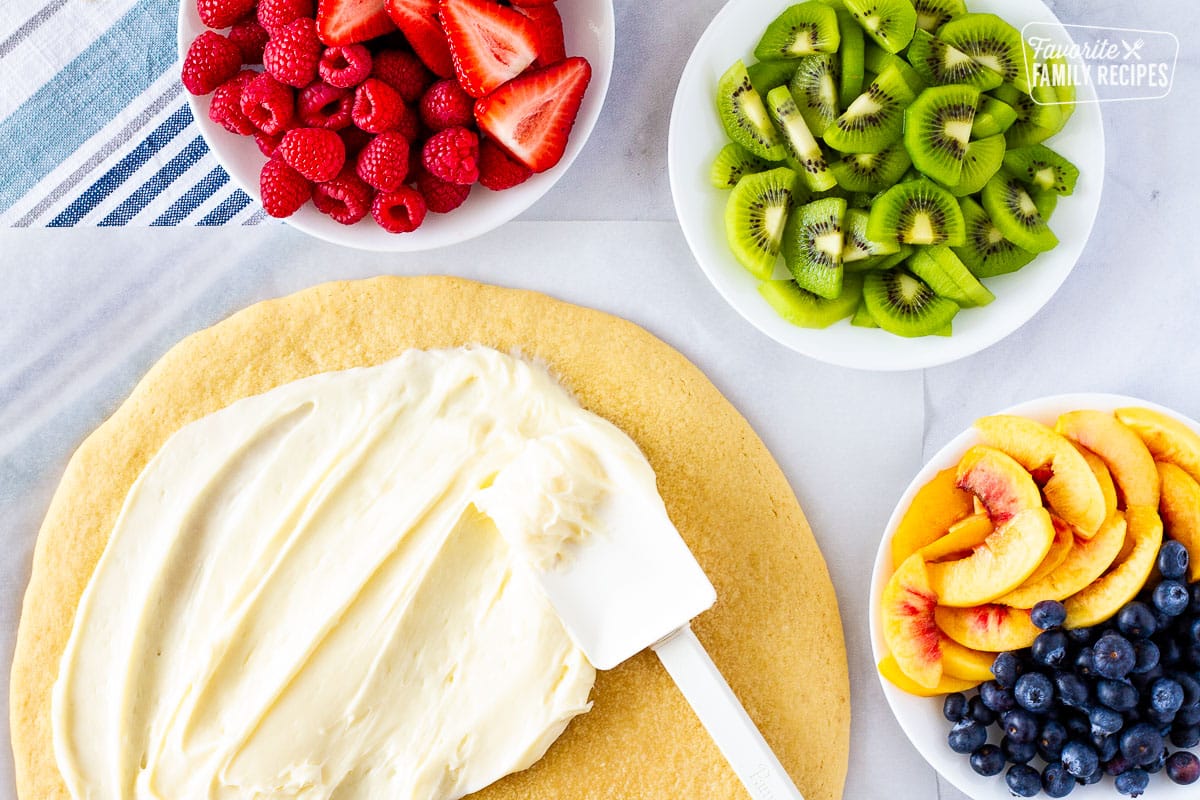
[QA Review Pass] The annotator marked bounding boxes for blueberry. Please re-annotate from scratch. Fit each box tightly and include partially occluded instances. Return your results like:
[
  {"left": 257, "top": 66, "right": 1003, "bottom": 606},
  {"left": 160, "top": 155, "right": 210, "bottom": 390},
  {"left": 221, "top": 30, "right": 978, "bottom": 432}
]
[
  {"left": 1056, "top": 672, "right": 1090, "bottom": 708},
  {"left": 1166, "top": 750, "right": 1200, "bottom": 785},
  {"left": 1172, "top": 722, "right": 1200, "bottom": 748},
  {"left": 1180, "top": 704, "right": 1200, "bottom": 725},
  {"left": 947, "top": 718, "right": 987, "bottom": 754},
  {"left": 1042, "top": 762, "right": 1075, "bottom": 797},
  {"left": 1150, "top": 677, "right": 1186, "bottom": 714},
  {"left": 1154, "top": 580, "right": 1190, "bottom": 616},
  {"left": 1175, "top": 671, "right": 1200, "bottom": 706},
  {"left": 1190, "top": 617, "right": 1200, "bottom": 646},
  {"left": 1006, "top": 763, "right": 1042, "bottom": 797},
  {"left": 1094, "top": 633, "right": 1137, "bottom": 679},
  {"left": 991, "top": 650, "right": 1022, "bottom": 689},
  {"left": 1145, "top": 747, "right": 1168, "bottom": 774},
  {"left": 1114, "top": 768, "right": 1150, "bottom": 796},
  {"left": 1089, "top": 705, "right": 1125, "bottom": 736},
  {"left": 943, "top": 691, "right": 968, "bottom": 722},
  {"left": 980, "top": 680, "right": 1016, "bottom": 713},
  {"left": 964, "top": 695, "right": 994, "bottom": 726},
  {"left": 1062, "top": 740, "right": 1099, "bottom": 778},
  {"left": 1093, "top": 732, "right": 1120, "bottom": 762},
  {"left": 1014, "top": 671, "right": 1054, "bottom": 714},
  {"left": 1067, "top": 625, "right": 1097, "bottom": 646},
  {"left": 1119, "top": 722, "right": 1165, "bottom": 766},
  {"left": 1097, "top": 679, "right": 1140, "bottom": 712},
  {"left": 1003, "top": 709, "right": 1040, "bottom": 744},
  {"left": 1031, "top": 600, "right": 1067, "bottom": 630},
  {"left": 1032, "top": 630, "right": 1069, "bottom": 669},
  {"left": 1132, "top": 640, "right": 1160, "bottom": 674},
  {"left": 1074, "top": 646, "right": 1098, "bottom": 679},
  {"left": 1038, "top": 720, "right": 1068, "bottom": 759},
  {"left": 1002, "top": 735, "right": 1038, "bottom": 764},
  {"left": 1117, "top": 601, "right": 1158, "bottom": 639},
  {"left": 1146, "top": 707, "right": 1177, "bottom": 727},
  {"left": 1105, "top": 753, "right": 1134, "bottom": 776},
  {"left": 1160, "top": 637, "right": 1184, "bottom": 668},
  {"left": 970, "top": 743, "right": 1005, "bottom": 777},
  {"left": 1131, "top": 663, "right": 1165, "bottom": 692},
  {"left": 1158, "top": 540, "right": 1190, "bottom": 580}
]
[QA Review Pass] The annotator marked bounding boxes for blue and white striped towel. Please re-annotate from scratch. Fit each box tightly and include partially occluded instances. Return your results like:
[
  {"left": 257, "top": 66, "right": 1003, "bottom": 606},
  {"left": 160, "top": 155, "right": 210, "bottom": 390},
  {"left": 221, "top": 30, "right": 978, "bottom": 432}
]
[{"left": 0, "top": 0, "right": 270, "bottom": 226}]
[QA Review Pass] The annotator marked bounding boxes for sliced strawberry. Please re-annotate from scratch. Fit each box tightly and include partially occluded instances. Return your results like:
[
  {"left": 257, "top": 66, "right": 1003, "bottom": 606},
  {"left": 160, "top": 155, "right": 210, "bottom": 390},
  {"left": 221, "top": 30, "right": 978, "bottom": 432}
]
[
  {"left": 384, "top": 0, "right": 455, "bottom": 78},
  {"left": 474, "top": 56, "right": 590, "bottom": 173},
  {"left": 439, "top": 0, "right": 539, "bottom": 98},
  {"left": 516, "top": 4, "right": 564, "bottom": 66},
  {"left": 317, "top": 0, "right": 396, "bottom": 45}
]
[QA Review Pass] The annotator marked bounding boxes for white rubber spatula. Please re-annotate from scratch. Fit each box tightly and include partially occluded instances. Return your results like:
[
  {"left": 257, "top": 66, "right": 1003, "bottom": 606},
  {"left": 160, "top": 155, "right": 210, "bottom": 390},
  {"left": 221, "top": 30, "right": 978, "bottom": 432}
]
[{"left": 509, "top": 453, "right": 805, "bottom": 800}]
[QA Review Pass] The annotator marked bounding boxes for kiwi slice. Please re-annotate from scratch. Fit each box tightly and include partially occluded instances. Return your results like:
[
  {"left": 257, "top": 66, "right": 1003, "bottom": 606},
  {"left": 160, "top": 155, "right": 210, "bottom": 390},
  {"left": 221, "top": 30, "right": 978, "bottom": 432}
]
[
  {"left": 903, "top": 84, "right": 979, "bottom": 187},
  {"left": 947, "top": 134, "right": 1005, "bottom": 197},
  {"left": 765, "top": 85, "right": 838, "bottom": 192},
  {"left": 912, "top": 0, "right": 965, "bottom": 32},
  {"left": 842, "top": 207, "right": 900, "bottom": 269},
  {"left": 830, "top": 142, "right": 911, "bottom": 192},
  {"left": 1002, "top": 144, "right": 1079, "bottom": 195},
  {"left": 711, "top": 143, "right": 771, "bottom": 189},
  {"left": 755, "top": 2, "right": 841, "bottom": 60},
  {"left": 952, "top": 196, "right": 1035, "bottom": 277},
  {"left": 971, "top": 96, "right": 1018, "bottom": 138},
  {"left": 725, "top": 167, "right": 799, "bottom": 278},
  {"left": 864, "top": 46, "right": 927, "bottom": 94},
  {"left": 905, "top": 29, "right": 1003, "bottom": 90},
  {"left": 783, "top": 197, "right": 846, "bottom": 298},
  {"left": 863, "top": 269, "right": 959, "bottom": 337},
  {"left": 789, "top": 55, "right": 841, "bottom": 137},
  {"left": 748, "top": 60, "right": 799, "bottom": 96},
  {"left": 867, "top": 179, "right": 965, "bottom": 246},
  {"left": 937, "top": 13, "right": 1031, "bottom": 91},
  {"left": 990, "top": 83, "right": 1063, "bottom": 148},
  {"left": 908, "top": 245, "right": 995, "bottom": 307},
  {"left": 980, "top": 171, "right": 1058, "bottom": 253},
  {"left": 874, "top": 243, "right": 913, "bottom": 270},
  {"left": 835, "top": 10, "right": 866, "bottom": 107},
  {"left": 759, "top": 272, "right": 864, "bottom": 328},
  {"left": 824, "top": 64, "right": 914, "bottom": 153},
  {"left": 718, "top": 61, "right": 787, "bottom": 161},
  {"left": 850, "top": 298, "right": 879, "bottom": 327},
  {"left": 1032, "top": 187, "right": 1057, "bottom": 220},
  {"left": 1046, "top": 56, "right": 1076, "bottom": 123},
  {"left": 844, "top": 0, "right": 916, "bottom": 54}
]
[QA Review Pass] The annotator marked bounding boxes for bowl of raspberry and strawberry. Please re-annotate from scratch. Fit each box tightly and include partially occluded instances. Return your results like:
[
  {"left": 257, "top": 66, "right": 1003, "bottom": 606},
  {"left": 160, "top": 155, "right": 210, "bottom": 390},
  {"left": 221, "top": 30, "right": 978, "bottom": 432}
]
[{"left": 179, "top": 0, "right": 612, "bottom": 249}]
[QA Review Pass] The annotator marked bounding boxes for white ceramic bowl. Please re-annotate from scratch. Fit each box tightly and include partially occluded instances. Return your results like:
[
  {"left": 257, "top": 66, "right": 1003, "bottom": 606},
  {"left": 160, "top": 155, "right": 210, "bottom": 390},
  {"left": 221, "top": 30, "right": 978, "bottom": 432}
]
[
  {"left": 178, "top": 0, "right": 614, "bottom": 250},
  {"left": 869, "top": 393, "right": 1200, "bottom": 799},
  {"left": 668, "top": 0, "right": 1105, "bottom": 371}
]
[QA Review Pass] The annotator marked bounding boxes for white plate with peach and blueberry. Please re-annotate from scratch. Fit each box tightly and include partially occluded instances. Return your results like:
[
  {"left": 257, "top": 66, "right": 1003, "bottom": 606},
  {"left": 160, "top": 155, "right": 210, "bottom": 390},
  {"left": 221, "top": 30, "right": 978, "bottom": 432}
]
[
  {"left": 870, "top": 394, "right": 1200, "bottom": 798},
  {"left": 668, "top": 0, "right": 1104, "bottom": 370},
  {"left": 178, "top": 0, "right": 613, "bottom": 250}
]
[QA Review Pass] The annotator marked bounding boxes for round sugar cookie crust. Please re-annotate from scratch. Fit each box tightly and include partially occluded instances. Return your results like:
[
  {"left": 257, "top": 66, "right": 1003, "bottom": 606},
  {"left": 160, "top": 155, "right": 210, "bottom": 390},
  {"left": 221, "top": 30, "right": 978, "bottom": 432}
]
[{"left": 10, "top": 276, "right": 849, "bottom": 800}]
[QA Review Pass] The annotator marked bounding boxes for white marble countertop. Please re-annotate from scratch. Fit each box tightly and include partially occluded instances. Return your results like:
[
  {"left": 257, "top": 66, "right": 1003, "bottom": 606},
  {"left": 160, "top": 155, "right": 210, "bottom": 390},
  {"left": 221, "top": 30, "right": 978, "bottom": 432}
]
[{"left": 3, "top": 1, "right": 1199, "bottom": 798}]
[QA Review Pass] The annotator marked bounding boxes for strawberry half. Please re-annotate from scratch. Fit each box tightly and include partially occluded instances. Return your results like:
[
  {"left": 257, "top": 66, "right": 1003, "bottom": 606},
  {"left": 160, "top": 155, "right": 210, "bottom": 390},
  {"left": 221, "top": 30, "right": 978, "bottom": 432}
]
[
  {"left": 384, "top": 0, "right": 454, "bottom": 78},
  {"left": 516, "top": 4, "right": 564, "bottom": 67},
  {"left": 317, "top": 0, "right": 396, "bottom": 45},
  {"left": 439, "top": 0, "right": 539, "bottom": 98},
  {"left": 474, "top": 56, "right": 590, "bottom": 173}
]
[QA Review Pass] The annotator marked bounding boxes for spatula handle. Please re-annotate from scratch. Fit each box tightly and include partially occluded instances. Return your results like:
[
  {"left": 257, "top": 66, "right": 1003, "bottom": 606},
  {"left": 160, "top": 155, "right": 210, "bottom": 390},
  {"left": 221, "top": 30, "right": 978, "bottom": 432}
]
[{"left": 652, "top": 625, "right": 805, "bottom": 800}]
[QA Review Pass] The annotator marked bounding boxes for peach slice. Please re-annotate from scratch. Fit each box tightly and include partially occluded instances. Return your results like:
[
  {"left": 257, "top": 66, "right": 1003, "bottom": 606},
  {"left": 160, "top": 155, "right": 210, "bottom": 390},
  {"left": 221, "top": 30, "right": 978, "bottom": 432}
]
[
  {"left": 956, "top": 445, "right": 1044, "bottom": 523},
  {"left": 926, "top": 508, "right": 1055, "bottom": 607},
  {"left": 1157, "top": 461, "right": 1200, "bottom": 582},
  {"left": 997, "top": 511, "right": 1127, "bottom": 608},
  {"left": 1117, "top": 406, "right": 1200, "bottom": 484},
  {"left": 1021, "top": 516, "right": 1075, "bottom": 586},
  {"left": 1064, "top": 505, "right": 1163, "bottom": 628},
  {"left": 941, "top": 637, "right": 998, "bottom": 681},
  {"left": 919, "top": 513, "right": 994, "bottom": 561},
  {"left": 881, "top": 553, "right": 943, "bottom": 688},
  {"left": 1056, "top": 410, "right": 1160, "bottom": 509},
  {"left": 1074, "top": 443, "right": 1119, "bottom": 519},
  {"left": 891, "top": 466, "right": 975, "bottom": 568},
  {"left": 976, "top": 415, "right": 1106, "bottom": 538},
  {"left": 878, "top": 656, "right": 980, "bottom": 697},
  {"left": 935, "top": 603, "right": 1041, "bottom": 652}
]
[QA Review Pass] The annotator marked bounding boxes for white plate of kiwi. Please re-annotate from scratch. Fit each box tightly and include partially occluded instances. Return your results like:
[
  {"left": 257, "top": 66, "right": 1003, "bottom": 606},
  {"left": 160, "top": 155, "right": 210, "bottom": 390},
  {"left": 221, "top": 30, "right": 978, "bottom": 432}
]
[{"left": 668, "top": 0, "right": 1104, "bottom": 371}]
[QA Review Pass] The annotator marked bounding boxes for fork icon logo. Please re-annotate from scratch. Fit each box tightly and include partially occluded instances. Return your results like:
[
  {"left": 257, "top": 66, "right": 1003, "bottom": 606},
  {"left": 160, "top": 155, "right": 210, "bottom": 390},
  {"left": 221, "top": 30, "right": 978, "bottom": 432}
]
[{"left": 1121, "top": 39, "right": 1145, "bottom": 60}]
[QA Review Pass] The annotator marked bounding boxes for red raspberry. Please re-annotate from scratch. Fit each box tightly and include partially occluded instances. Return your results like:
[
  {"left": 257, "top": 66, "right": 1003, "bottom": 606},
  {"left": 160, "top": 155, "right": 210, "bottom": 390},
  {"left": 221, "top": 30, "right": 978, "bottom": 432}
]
[
  {"left": 477, "top": 138, "right": 532, "bottom": 191},
  {"left": 416, "top": 170, "right": 471, "bottom": 213},
  {"left": 197, "top": 0, "right": 255, "bottom": 29},
  {"left": 278, "top": 127, "right": 346, "bottom": 182},
  {"left": 372, "top": 187, "right": 426, "bottom": 233},
  {"left": 371, "top": 50, "right": 433, "bottom": 104},
  {"left": 239, "top": 72, "right": 295, "bottom": 135},
  {"left": 319, "top": 45, "right": 372, "bottom": 88},
  {"left": 394, "top": 100, "right": 421, "bottom": 142},
  {"left": 356, "top": 131, "right": 409, "bottom": 191},
  {"left": 260, "top": 157, "right": 312, "bottom": 217},
  {"left": 421, "top": 126, "right": 479, "bottom": 185},
  {"left": 182, "top": 31, "right": 242, "bottom": 95},
  {"left": 228, "top": 17, "right": 269, "bottom": 64},
  {"left": 297, "top": 81, "right": 353, "bottom": 129},
  {"left": 263, "top": 18, "right": 321, "bottom": 88},
  {"left": 313, "top": 170, "right": 373, "bottom": 225},
  {"left": 418, "top": 79, "right": 473, "bottom": 131},
  {"left": 208, "top": 70, "right": 258, "bottom": 135},
  {"left": 256, "top": 130, "right": 283, "bottom": 157},
  {"left": 352, "top": 78, "right": 406, "bottom": 134},
  {"left": 256, "top": 0, "right": 314, "bottom": 32}
]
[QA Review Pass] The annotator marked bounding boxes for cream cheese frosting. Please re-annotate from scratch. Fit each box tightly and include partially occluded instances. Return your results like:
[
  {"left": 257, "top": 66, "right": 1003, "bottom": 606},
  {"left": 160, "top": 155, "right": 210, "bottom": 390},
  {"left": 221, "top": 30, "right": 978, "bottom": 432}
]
[{"left": 51, "top": 347, "right": 662, "bottom": 800}]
